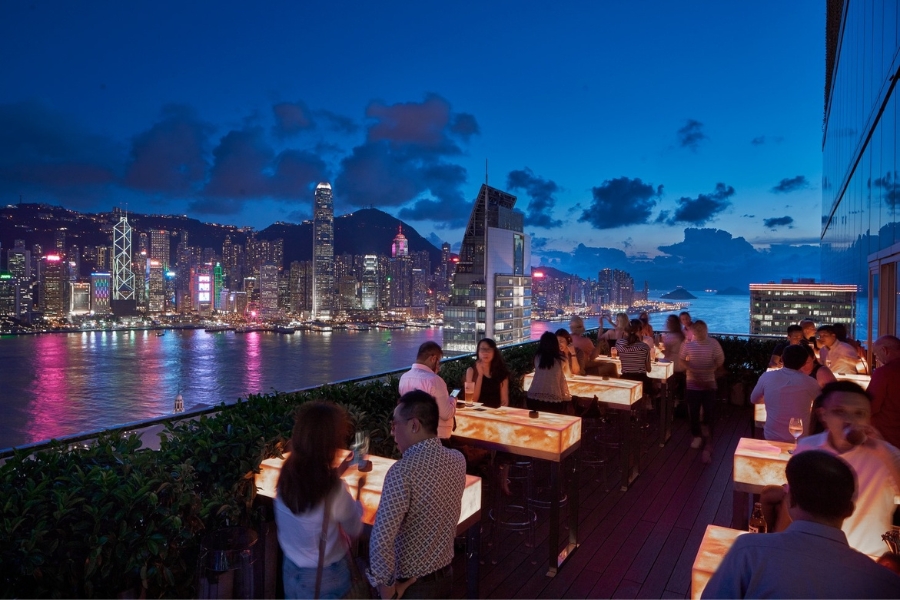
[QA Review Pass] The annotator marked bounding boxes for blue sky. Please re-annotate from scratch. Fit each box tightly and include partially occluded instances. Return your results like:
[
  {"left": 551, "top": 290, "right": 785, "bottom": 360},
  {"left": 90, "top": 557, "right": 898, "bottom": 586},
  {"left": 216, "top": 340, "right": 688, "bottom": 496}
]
[{"left": 0, "top": 1, "right": 825, "bottom": 286}]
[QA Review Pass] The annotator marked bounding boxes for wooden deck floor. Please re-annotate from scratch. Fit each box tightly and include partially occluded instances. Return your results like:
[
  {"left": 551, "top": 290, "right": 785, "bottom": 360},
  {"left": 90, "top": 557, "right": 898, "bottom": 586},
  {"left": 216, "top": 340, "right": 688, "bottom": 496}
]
[{"left": 450, "top": 401, "right": 753, "bottom": 599}]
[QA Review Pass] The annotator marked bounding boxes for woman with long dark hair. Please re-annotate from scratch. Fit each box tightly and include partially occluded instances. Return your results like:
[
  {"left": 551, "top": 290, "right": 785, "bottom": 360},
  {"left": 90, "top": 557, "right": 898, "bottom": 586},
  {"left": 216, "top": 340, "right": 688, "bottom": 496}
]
[
  {"left": 275, "top": 401, "right": 363, "bottom": 599},
  {"left": 465, "top": 337, "right": 510, "bottom": 408},
  {"left": 526, "top": 331, "right": 572, "bottom": 414}
]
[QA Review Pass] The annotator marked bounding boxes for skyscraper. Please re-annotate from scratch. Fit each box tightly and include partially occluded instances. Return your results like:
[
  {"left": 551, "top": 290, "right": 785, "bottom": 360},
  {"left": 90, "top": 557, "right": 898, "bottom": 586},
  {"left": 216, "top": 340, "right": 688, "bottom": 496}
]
[
  {"left": 259, "top": 263, "right": 279, "bottom": 318},
  {"left": 312, "top": 182, "right": 334, "bottom": 318},
  {"left": 112, "top": 215, "right": 135, "bottom": 301},
  {"left": 150, "top": 229, "right": 170, "bottom": 271},
  {"left": 361, "top": 254, "right": 379, "bottom": 311},
  {"left": 40, "top": 254, "right": 65, "bottom": 318},
  {"left": 391, "top": 226, "right": 409, "bottom": 258},
  {"left": 444, "top": 184, "right": 531, "bottom": 352},
  {"left": 749, "top": 280, "right": 857, "bottom": 335}
]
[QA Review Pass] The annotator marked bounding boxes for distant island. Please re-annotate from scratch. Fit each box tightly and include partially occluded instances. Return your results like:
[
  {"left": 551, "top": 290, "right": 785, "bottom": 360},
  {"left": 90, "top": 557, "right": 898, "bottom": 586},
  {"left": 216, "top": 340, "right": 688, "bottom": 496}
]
[
  {"left": 716, "top": 286, "right": 748, "bottom": 296},
  {"left": 660, "top": 287, "right": 697, "bottom": 300}
]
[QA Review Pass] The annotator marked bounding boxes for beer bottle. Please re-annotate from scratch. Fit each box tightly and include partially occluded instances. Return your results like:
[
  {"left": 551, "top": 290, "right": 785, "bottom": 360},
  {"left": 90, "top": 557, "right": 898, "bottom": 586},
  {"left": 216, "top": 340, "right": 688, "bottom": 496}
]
[{"left": 748, "top": 502, "right": 767, "bottom": 533}]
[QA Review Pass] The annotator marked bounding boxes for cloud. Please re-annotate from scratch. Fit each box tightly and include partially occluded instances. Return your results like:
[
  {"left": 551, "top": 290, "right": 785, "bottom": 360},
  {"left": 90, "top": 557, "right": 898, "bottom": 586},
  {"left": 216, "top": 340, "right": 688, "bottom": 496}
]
[
  {"left": 0, "top": 99, "right": 120, "bottom": 206},
  {"left": 578, "top": 177, "right": 663, "bottom": 229},
  {"left": 771, "top": 175, "right": 809, "bottom": 194},
  {"left": 763, "top": 216, "right": 794, "bottom": 229},
  {"left": 272, "top": 101, "right": 315, "bottom": 138},
  {"left": 751, "top": 135, "right": 784, "bottom": 145},
  {"left": 124, "top": 104, "right": 212, "bottom": 194},
  {"left": 193, "top": 127, "right": 327, "bottom": 213},
  {"left": 272, "top": 102, "right": 358, "bottom": 139},
  {"left": 336, "top": 94, "right": 476, "bottom": 226},
  {"left": 677, "top": 119, "right": 707, "bottom": 151},
  {"left": 658, "top": 183, "right": 734, "bottom": 226},
  {"left": 506, "top": 167, "right": 563, "bottom": 228},
  {"left": 872, "top": 171, "right": 900, "bottom": 205},
  {"left": 530, "top": 236, "right": 549, "bottom": 250}
]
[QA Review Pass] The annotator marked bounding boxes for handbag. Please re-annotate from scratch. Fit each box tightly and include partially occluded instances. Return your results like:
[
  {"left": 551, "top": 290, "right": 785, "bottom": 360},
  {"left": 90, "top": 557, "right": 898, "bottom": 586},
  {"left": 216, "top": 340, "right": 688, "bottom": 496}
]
[
  {"left": 314, "top": 496, "right": 330, "bottom": 599},
  {"left": 339, "top": 528, "right": 372, "bottom": 599}
]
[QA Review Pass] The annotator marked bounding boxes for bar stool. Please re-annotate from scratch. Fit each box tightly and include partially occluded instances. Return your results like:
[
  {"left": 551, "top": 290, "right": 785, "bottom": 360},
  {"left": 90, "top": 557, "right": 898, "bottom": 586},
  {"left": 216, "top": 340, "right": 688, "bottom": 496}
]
[
  {"left": 578, "top": 396, "right": 616, "bottom": 489},
  {"left": 488, "top": 457, "right": 537, "bottom": 563}
]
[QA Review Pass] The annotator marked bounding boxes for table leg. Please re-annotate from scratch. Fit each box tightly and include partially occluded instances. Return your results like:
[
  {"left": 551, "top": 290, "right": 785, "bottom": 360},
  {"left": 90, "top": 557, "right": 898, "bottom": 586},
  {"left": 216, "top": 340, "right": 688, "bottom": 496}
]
[
  {"left": 547, "top": 460, "right": 560, "bottom": 576},
  {"left": 732, "top": 490, "right": 749, "bottom": 530},
  {"left": 466, "top": 521, "right": 480, "bottom": 599},
  {"left": 658, "top": 380, "right": 670, "bottom": 447},
  {"left": 566, "top": 451, "right": 580, "bottom": 554},
  {"left": 619, "top": 409, "right": 639, "bottom": 491}
]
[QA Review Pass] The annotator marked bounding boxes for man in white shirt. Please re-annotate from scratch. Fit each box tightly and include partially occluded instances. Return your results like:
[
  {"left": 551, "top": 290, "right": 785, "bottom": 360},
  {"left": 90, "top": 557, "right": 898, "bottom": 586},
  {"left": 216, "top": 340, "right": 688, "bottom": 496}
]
[
  {"left": 398, "top": 341, "right": 454, "bottom": 441},
  {"left": 751, "top": 345, "right": 822, "bottom": 442},
  {"left": 817, "top": 324, "right": 861, "bottom": 374}
]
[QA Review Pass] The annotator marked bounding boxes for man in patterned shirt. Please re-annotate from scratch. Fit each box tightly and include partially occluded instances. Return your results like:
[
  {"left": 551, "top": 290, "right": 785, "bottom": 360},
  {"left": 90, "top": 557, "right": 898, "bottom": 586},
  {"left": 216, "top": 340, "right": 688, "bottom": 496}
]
[{"left": 367, "top": 390, "right": 467, "bottom": 599}]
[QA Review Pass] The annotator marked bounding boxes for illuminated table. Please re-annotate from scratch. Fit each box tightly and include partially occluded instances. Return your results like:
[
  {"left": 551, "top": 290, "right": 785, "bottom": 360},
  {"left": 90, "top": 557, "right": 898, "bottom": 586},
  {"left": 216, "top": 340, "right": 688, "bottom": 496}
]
[
  {"left": 594, "top": 357, "right": 677, "bottom": 446},
  {"left": 691, "top": 525, "right": 746, "bottom": 599},
  {"left": 453, "top": 404, "right": 581, "bottom": 577},
  {"left": 523, "top": 373, "right": 643, "bottom": 492},
  {"left": 753, "top": 403, "right": 766, "bottom": 438},
  {"left": 256, "top": 452, "right": 483, "bottom": 598},
  {"left": 835, "top": 372, "right": 871, "bottom": 389},
  {"left": 731, "top": 437, "right": 792, "bottom": 529}
]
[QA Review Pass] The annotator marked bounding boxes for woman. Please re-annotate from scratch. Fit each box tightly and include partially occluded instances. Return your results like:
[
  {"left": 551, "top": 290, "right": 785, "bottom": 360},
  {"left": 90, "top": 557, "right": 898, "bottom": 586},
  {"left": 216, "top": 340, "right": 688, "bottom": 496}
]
[
  {"left": 640, "top": 320, "right": 657, "bottom": 361},
  {"left": 616, "top": 320, "right": 652, "bottom": 389},
  {"left": 527, "top": 331, "right": 572, "bottom": 415},
  {"left": 601, "top": 312, "right": 630, "bottom": 345},
  {"left": 556, "top": 328, "right": 583, "bottom": 375},
  {"left": 680, "top": 320, "right": 724, "bottom": 463},
  {"left": 275, "top": 402, "right": 364, "bottom": 599},
  {"left": 465, "top": 337, "right": 510, "bottom": 408},
  {"left": 663, "top": 314, "right": 686, "bottom": 404}
]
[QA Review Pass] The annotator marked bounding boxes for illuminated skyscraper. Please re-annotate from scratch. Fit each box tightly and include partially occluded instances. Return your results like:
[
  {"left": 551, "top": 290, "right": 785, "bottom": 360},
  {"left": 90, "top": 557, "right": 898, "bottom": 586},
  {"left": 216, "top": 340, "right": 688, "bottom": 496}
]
[
  {"left": 361, "top": 255, "right": 379, "bottom": 310},
  {"left": 444, "top": 184, "right": 531, "bottom": 352},
  {"left": 40, "top": 255, "right": 65, "bottom": 318},
  {"left": 391, "top": 226, "right": 409, "bottom": 258},
  {"left": 113, "top": 215, "right": 135, "bottom": 300},
  {"left": 147, "top": 259, "right": 165, "bottom": 313},
  {"left": 312, "top": 182, "right": 334, "bottom": 318},
  {"left": 259, "top": 263, "right": 279, "bottom": 318},
  {"left": 213, "top": 263, "right": 224, "bottom": 310},
  {"left": 90, "top": 273, "right": 112, "bottom": 315},
  {"left": 150, "top": 229, "right": 170, "bottom": 271},
  {"left": 7, "top": 240, "right": 32, "bottom": 318}
]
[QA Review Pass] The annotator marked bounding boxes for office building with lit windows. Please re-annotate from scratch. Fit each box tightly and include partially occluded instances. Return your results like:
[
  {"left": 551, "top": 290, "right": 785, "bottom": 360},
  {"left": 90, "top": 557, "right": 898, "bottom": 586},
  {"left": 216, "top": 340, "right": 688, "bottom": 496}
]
[
  {"left": 750, "top": 279, "right": 857, "bottom": 335},
  {"left": 444, "top": 184, "right": 531, "bottom": 353},
  {"left": 312, "top": 182, "right": 335, "bottom": 318},
  {"left": 821, "top": 0, "right": 900, "bottom": 347}
]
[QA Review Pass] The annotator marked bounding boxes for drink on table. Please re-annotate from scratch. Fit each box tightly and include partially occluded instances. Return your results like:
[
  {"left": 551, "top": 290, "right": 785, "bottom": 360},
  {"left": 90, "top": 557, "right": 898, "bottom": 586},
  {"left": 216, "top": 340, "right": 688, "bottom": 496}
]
[{"left": 749, "top": 502, "right": 767, "bottom": 534}]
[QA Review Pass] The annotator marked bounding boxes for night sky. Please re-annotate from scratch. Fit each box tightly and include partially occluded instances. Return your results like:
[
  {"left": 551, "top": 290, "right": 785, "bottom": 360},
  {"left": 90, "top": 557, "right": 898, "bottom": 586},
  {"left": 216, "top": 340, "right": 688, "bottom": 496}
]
[{"left": 0, "top": 1, "right": 825, "bottom": 287}]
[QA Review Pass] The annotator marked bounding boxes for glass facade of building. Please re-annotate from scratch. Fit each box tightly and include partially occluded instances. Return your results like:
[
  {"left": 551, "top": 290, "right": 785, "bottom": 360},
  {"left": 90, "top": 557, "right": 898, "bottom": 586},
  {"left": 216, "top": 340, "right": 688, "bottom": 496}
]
[
  {"left": 749, "top": 281, "right": 856, "bottom": 335},
  {"left": 821, "top": 0, "right": 900, "bottom": 341}
]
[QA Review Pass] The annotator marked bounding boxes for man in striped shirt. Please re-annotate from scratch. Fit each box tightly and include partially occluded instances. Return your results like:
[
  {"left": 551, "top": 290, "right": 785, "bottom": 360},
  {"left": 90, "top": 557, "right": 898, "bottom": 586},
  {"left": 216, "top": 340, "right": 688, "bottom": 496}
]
[{"left": 680, "top": 320, "right": 725, "bottom": 462}]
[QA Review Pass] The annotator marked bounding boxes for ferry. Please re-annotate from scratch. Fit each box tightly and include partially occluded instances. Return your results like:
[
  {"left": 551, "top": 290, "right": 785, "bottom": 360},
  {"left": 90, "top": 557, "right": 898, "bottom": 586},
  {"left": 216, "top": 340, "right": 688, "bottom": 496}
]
[
  {"left": 273, "top": 325, "right": 296, "bottom": 334},
  {"left": 309, "top": 321, "right": 333, "bottom": 332},
  {"left": 204, "top": 325, "right": 233, "bottom": 333}
]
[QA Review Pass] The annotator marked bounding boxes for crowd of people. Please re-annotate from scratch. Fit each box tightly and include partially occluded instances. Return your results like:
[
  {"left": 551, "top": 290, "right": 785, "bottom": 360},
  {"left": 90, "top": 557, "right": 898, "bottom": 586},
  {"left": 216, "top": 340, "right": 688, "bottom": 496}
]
[{"left": 271, "top": 314, "right": 900, "bottom": 598}]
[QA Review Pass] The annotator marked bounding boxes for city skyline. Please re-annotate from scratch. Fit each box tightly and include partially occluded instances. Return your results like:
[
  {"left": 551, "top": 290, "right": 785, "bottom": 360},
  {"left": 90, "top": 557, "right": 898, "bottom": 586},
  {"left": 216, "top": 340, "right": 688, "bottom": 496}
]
[{"left": 0, "top": 2, "right": 824, "bottom": 283}]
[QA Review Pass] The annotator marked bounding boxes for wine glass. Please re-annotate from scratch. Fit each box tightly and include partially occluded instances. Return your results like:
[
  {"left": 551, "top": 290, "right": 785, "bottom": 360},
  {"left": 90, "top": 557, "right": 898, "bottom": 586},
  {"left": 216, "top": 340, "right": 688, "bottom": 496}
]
[{"left": 788, "top": 418, "right": 803, "bottom": 453}]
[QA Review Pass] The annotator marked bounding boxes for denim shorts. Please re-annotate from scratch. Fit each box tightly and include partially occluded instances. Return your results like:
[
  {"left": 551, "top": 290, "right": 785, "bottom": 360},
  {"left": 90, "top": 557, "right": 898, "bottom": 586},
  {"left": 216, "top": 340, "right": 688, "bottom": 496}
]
[{"left": 283, "top": 554, "right": 350, "bottom": 599}]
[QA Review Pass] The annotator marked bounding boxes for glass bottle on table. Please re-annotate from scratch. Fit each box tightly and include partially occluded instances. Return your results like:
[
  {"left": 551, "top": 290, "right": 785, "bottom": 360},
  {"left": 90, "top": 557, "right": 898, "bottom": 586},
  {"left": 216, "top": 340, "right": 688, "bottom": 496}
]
[{"left": 749, "top": 502, "right": 767, "bottom": 533}]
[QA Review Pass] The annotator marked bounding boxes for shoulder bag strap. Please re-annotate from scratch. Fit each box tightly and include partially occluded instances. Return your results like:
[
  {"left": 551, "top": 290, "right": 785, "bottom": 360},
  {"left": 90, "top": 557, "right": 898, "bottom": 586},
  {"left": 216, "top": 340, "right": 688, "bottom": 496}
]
[{"left": 315, "top": 496, "right": 331, "bottom": 599}]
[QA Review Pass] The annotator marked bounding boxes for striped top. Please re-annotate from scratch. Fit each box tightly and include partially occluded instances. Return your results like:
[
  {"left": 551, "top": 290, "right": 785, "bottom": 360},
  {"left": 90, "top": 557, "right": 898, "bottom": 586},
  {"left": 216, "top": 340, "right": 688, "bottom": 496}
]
[
  {"left": 680, "top": 338, "right": 725, "bottom": 390},
  {"left": 615, "top": 339, "right": 651, "bottom": 374}
]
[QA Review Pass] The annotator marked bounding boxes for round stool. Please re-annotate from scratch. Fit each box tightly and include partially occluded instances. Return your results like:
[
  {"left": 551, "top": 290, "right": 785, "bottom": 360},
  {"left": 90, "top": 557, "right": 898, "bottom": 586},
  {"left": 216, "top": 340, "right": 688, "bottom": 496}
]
[{"left": 488, "top": 458, "right": 537, "bottom": 562}]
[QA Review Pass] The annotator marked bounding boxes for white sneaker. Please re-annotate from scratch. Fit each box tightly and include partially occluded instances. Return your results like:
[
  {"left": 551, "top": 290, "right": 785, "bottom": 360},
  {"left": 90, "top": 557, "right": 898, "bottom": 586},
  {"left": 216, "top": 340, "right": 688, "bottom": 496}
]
[{"left": 691, "top": 437, "right": 703, "bottom": 449}]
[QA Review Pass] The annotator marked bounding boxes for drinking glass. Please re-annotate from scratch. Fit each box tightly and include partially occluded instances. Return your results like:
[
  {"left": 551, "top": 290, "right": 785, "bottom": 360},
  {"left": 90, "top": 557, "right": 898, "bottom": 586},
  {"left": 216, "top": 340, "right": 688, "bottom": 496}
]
[
  {"left": 788, "top": 418, "right": 803, "bottom": 453},
  {"left": 464, "top": 381, "right": 475, "bottom": 403},
  {"left": 352, "top": 431, "right": 370, "bottom": 467}
]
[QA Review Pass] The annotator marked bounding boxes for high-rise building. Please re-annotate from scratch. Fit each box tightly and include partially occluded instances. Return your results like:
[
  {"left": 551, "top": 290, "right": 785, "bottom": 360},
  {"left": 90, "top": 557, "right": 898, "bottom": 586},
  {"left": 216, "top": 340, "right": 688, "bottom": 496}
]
[
  {"left": 312, "top": 182, "right": 334, "bottom": 318},
  {"left": 150, "top": 229, "right": 170, "bottom": 271},
  {"left": 289, "top": 260, "right": 312, "bottom": 314},
  {"left": 597, "top": 268, "right": 635, "bottom": 307},
  {"left": 749, "top": 279, "right": 857, "bottom": 335},
  {"left": 69, "top": 282, "right": 91, "bottom": 316},
  {"left": 7, "top": 240, "right": 32, "bottom": 318},
  {"left": 192, "top": 265, "right": 213, "bottom": 315},
  {"left": 259, "top": 263, "right": 279, "bottom": 318},
  {"left": 213, "top": 263, "right": 224, "bottom": 310},
  {"left": 821, "top": 0, "right": 900, "bottom": 345},
  {"left": 90, "top": 273, "right": 112, "bottom": 315},
  {"left": 392, "top": 226, "right": 409, "bottom": 258},
  {"left": 112, "top": 215, "right": 135, "bottom": 301},
  {"left": 0, "top": 273, "right": 18, "bottom": 317},
  {"left": 40, "top": 255, "right": 65, "bottom": 318},
  {"left": 147, "top": 259, "right": 165, "bottom": 313},
  {"left": 361, "top": 254, "right": 379, "bottom": 311},
  {"left": 444, "top": 184, "right": 531, "bottom": 352}
]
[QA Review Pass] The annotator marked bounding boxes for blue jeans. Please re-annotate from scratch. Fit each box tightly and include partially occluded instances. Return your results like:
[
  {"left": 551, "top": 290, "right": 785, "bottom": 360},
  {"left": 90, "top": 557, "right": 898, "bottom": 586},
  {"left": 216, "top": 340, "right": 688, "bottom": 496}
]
[{"left": 283, "top": 555, "right": 350, "bottom": 599}]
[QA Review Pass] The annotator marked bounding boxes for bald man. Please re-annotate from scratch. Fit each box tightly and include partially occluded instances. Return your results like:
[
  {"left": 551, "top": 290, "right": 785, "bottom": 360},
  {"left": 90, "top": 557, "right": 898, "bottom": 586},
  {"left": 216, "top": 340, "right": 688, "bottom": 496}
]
[{"left": 871, "top": 335, "right": 900, "bottom": 448}]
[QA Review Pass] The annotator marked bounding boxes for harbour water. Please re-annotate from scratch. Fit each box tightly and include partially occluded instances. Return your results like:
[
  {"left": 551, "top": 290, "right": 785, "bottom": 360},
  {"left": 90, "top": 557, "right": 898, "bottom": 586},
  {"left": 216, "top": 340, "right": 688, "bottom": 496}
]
[{"left": 0, "top": 291, "right": 752, "bottom": 450}]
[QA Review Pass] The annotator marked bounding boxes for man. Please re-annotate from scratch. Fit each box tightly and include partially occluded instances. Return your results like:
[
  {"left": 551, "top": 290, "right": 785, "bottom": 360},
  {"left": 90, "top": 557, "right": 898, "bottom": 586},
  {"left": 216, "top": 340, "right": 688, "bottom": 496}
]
[
  {"left": 569, "top": 315, "right": 602, "bottom": 374},
  {"left": 751, "top": 345, "right": 821, "bottom": 442},
  {"left": 817, "top": 324, "right": 861, "bottom": 374},
  {"left": 799, "top": 318, "right": 819, "bottom": 352},
  {"left": 702, "top": 450, "right": 900, "bottom": 598},
  {"left": 679, "top": 311, "right": 695, "bottom": 342},
  {"left": 871, "top": 335, "right": 900, "bottom": 448},
  {"left": 399, "top": 341, "right": 454, "bottom": 441},
  {"left": 767, "top": 324, "right": 805, "bottom": 368},
  {"left": 367, "top": 391, "right": 467, "bottom": 599},
  {"left": 680, "top": 320, "right": 724, "bottom": 461}
]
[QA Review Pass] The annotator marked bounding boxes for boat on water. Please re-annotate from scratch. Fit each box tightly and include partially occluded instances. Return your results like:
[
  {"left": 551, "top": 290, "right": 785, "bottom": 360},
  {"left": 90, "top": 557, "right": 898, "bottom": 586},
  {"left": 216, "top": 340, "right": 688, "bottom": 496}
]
[
  {"left": 345, "top": 323, "right": 370, "bottom": 332},
  {"left": 376, "top": 322, "right": 405, "bottom": 330},
  {"left": 309, "top": 321, "right": 333, "bottom": 332},
  {"left": 204, "top": 325, "right": 233, "bottom": 333},
  {"left": 155, "top": 330, "right": 166, "bottom": 337},
  {"left": 273, "top": 325, "right": 296, "bottom": 334}
]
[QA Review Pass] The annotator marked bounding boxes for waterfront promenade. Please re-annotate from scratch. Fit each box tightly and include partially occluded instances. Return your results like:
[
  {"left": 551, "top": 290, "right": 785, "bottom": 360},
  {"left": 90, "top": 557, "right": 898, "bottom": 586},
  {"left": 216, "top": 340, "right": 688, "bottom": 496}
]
[{"left": 449, "top": 402, "right": 751, "bottom": 599}]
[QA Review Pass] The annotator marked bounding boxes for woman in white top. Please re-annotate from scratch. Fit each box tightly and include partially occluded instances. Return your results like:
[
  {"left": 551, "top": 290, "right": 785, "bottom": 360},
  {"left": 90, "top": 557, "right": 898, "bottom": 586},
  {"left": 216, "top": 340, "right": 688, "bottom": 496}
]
[
  {"left": 275, "top": 402, "right": 364, "bottom": 599},
  {"left": 601, "top": 312, "right": 630, "bottom": 345}
]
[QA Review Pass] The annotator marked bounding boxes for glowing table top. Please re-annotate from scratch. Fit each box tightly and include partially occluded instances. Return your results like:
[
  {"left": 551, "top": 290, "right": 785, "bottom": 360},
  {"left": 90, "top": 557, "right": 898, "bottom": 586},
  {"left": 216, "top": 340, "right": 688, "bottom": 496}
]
[
  {"left": 523, "top": 372, "right": 642, "bottom": 408},
  {"left": 732, "top": 437, "right": 793, "bottom": 493},
  {"left": 453, "top": 405, "right": 582, "bottom": 462},
  {"left": 255, "top": 452, "right": 482, "bottom": 530},
  {"left": 691, "top": 525, "right": 746, "bottom": 599},
  {"left": 835, "top": 372, "right": 871, "bottom": 389},
  {"left": 754, "top": 403, "right": 766, "bottom": 427},
  {"left": 593, "top": 356, "right": 675, "bottom": 380}
]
